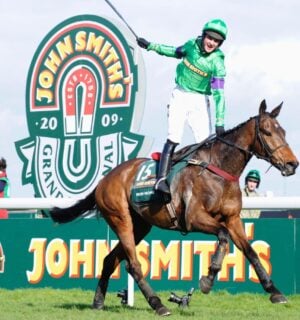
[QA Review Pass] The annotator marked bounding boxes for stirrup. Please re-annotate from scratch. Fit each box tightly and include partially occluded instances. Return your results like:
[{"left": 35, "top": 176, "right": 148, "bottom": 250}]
[{"left": 155, "top": 178, "right": 170, "bottom": 195}]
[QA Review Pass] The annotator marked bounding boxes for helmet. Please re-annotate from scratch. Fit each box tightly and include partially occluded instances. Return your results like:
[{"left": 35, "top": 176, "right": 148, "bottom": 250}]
[
  {"left": 245, "top": 169, "right": 261, "bottom": 187},
  {"left": 202, "top": 19, "right": 228, "bottom": 41}
]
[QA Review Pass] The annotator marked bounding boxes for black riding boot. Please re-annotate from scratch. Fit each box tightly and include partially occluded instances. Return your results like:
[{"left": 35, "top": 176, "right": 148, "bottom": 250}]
[{"left": 154, "top": 140, "right": 178, "bottom": 195}]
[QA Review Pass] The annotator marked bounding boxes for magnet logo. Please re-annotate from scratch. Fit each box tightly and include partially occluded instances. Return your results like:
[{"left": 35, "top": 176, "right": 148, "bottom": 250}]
[{"left": 15, "top": 15, "right": 150, "bottom": 197}]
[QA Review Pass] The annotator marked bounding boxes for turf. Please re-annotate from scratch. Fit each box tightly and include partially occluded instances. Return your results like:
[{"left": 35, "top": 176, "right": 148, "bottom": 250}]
[{"left": 0, "top": 288, "right": 299, "bottom": 320}]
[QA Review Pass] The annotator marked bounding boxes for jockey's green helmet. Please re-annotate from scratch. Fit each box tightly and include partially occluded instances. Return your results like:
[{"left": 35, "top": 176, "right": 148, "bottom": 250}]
[
  {"left": 202, "top": 19, "right": 228, "bottom": 41},
  {"left": 245, "top": 169, "right": 261, "bottom": 187}
]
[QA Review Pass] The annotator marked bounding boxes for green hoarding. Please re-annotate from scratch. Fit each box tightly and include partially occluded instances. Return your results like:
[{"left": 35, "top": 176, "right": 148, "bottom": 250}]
[{"left": 0, "top": 218, "right": 298, "bottom": 294}]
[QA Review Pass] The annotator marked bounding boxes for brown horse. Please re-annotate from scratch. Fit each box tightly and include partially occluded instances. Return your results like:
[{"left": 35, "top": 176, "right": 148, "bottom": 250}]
[{"left": 50, "top": 100, "right": 298, "bottom": 316}]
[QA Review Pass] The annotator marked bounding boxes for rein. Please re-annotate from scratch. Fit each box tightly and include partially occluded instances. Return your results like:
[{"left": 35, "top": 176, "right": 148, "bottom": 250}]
[
  {"left": 179, "top": 115, "right": 288, "bottom": 182},
  {"left": 217, "top": 116, "right": 288, "bottom": 163},
  {"left": 216, "top": 136, "right": 254, "bottom": 158}
]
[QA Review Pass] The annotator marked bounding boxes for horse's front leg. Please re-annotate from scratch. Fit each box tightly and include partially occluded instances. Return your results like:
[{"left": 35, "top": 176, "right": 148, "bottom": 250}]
[
  {"left": 246, "top": 245, "right": 287, "bottom": 303},
  {"left": 200, "top": 226, "right": 230, "bottom": 294},
  {"left": 227, "top": 217, "right": 287, "bottom": 304}
]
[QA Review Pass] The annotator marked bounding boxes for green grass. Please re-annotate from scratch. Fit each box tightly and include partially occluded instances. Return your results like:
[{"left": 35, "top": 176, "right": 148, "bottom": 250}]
[{"left": 0, "top": 288, "right": 299, "bottom": 320}]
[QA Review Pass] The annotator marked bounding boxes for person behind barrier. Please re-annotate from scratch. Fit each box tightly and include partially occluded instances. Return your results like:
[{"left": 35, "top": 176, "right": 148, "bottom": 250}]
[
  {"left": 0, "top": 158, "right": 10, "bottom": 219},
  {"left": 137, "top": 19, "right": 228, "bottom": 195},
  {"left": 240, "top": 169, "right": 261, "bottom": 218}
]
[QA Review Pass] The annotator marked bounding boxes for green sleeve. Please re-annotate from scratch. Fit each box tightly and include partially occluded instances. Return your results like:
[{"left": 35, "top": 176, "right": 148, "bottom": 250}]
[
  {"left": 212, "top": 53, "right": 226, "bottom": 127},
  {"left": 147, "top": 43, "right": 178, "bottom": 57},
  {"left": 212, "top": 89, "right": 225, "bottom": 126}
]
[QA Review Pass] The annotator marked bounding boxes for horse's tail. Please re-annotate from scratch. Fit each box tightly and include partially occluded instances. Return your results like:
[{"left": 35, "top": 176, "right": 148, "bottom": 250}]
[{"left": 49, "top": 188, "right": 96, "bottom": 224}]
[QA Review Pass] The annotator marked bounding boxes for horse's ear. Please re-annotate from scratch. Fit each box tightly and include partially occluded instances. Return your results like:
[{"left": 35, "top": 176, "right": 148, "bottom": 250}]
[
  {"left": 270, "top": 102, "right": 283, "bottom": 118},
  {"left": 259, "top": 99, "right": 267, "bottom": 115}
]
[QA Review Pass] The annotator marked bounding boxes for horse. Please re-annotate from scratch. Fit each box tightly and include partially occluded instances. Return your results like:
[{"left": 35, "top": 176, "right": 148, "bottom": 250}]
[{"left": 50, "top": 100, "right": 298, "bottom": 316}]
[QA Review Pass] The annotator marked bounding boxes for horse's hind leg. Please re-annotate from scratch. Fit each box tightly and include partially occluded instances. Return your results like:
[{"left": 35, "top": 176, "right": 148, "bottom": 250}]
[
  {"left": 94, "top": 212, "right": 170, "bottom": 316},
  {"left": 227, "top": 217, "right": 287, "bottom": 304},
  {"left": 93, "top": 216, "right": 151, "bottom": 310},
  {"left": 126, "top": 260, "right": 171, "bottom": 316},
  {"left": 121, "top": 213, "right": 171, "bottom": 316},
  {"left": 93, "top": 242, "right": 125, "bottom": 310},
  {"left": 200, "top": 226, "right": 230, "bottom": 294}
]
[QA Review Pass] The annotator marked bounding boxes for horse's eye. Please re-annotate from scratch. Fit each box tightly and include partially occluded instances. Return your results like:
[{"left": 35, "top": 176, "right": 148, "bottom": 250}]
[{"left": 261, "top": 128, "right": 272, "bottom": 136}]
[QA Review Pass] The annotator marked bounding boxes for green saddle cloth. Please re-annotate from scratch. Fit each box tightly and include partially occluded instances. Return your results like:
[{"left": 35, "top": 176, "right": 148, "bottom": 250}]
[{"left": 131, "top": 159, "right": 187, "bottom": 204}]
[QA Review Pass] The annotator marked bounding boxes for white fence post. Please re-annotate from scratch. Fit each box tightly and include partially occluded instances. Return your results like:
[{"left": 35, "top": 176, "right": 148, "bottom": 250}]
[{"left": 127, "top": 274, "right": 134, "bottom": 306}]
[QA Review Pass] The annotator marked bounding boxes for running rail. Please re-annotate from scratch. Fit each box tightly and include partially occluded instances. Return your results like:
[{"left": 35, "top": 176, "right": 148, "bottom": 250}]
[{"left": 1, "top": 197, "right": 300, "bottom": 210}]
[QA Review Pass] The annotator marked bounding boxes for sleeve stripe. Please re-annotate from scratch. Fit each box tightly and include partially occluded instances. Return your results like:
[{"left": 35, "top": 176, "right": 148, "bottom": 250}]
[{"left": 211, "top": 77, "right": 224, "bottom": 89}]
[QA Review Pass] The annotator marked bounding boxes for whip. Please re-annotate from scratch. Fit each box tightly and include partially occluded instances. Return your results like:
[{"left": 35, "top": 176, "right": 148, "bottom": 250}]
[{"left": 104, "top": 0, "right": 139, "bottom": 39}]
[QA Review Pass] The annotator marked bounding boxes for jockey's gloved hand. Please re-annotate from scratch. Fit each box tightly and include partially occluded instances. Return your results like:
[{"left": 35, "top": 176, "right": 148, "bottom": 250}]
[
  {"left": 216, "top": 125, "right": 225, "bottom": 136},
  {"left": 137, "top": 37, "right": 150, "bottom": 49}
]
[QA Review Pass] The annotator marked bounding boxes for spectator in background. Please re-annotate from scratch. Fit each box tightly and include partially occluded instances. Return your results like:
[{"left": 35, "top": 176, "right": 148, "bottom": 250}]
[
  {"left": 0, "top": 158, "right": 10, "bottom": 219},
  {"left": 240, "top": 169, "right": 261, "bottom": 218}
]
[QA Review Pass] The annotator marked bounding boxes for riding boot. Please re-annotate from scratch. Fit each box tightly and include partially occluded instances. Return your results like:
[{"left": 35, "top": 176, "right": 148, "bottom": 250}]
[{"left": 154, "top": 140, "right": 178, "bottom": 195}]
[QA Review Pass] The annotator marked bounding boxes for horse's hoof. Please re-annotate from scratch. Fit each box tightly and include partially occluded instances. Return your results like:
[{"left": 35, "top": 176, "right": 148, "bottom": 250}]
[
  {"left": 270, "top": 294, "right": 288, "bottom": 304},
  {"left": 156, "top": 306, "right": 171, "bottom": 316},
  {"left": 200, "top": 276, "right": 212, "bottom": 294},
  {"left": 92, "top": 300, "right": 104, "bottom": 310}
]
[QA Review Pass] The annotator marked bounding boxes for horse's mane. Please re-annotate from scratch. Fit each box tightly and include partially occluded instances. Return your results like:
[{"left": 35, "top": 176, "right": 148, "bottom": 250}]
[
  {"left": 173, "top": 115, "right": 257, "bottom": 163},
  {"left": 222, "top": 115, "right": 256, "bottom": 136}
]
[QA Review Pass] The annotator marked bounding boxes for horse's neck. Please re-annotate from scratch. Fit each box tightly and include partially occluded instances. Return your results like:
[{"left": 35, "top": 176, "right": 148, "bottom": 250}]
[{"left": 214, "top": 122, "right": 255, "bottom": 177}]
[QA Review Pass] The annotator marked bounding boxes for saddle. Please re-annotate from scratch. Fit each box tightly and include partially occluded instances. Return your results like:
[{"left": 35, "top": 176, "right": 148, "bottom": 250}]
[
  {"left": 130, "top": 136, "right": 215, "bottom": 205},
  {"left": 130, "top": 157, "right": 186, "bottom": 204},
  {"left": 130, "top": 156, "right": 187, "bottom": 229}
]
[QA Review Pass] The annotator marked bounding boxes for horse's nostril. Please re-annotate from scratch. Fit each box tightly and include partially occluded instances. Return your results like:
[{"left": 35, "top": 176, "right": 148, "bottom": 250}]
[
  {"left": 289, "top": 161, "right": 299, "bottom": 169},
  {"left": 285, "top": 161, "right": 299, "bottom": 175}
]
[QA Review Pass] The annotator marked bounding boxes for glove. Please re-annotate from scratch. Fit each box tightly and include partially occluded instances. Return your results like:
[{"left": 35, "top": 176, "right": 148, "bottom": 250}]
[
  {"left": 137, "top": 37, "right": 150, "bottom": 49},
  {"left": 216, "top": 125, "right": 225, "bottom": 136}
]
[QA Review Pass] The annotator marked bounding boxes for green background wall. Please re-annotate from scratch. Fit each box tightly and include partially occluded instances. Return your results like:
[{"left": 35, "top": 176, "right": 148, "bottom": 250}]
[{"left": 0, "top": 218, "right": 298, "bottom": 295}]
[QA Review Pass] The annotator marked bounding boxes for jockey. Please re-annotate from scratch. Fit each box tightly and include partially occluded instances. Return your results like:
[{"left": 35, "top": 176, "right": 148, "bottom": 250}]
[{"left": 137, "top": 19, "right": 228, "bottom": 195}]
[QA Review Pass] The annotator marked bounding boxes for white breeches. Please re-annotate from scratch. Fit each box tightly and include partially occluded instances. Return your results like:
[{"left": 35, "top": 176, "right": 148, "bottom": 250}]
[{"left": 167, "top": 86, "right": 212, "bottom": 144}]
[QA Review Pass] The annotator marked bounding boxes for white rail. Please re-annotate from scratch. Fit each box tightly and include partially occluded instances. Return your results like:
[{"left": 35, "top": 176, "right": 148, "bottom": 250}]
[
  {"left": 0, "top": 198, "right": 77, "bottom": 210},
  {"left": 242, "top": 196, "right": 300, "bottom": 209},
  {"left": 0, "top": 197, "right": 300, "bottom": 210}
]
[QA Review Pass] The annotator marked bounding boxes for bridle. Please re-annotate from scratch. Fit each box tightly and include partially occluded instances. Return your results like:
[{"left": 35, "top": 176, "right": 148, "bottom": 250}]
[
  {"left": 216, "top": 116, "right": 288, "bottom": 163},
  {"left": 254, "top": 117, "right": 288, "bottom": 161},
  {"left": 176, "top": 114, "right": 290, "bottom": 181}
]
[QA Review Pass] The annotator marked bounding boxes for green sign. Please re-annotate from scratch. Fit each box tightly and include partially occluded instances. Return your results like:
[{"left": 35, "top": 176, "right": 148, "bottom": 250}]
[
  {"left": 15, "top": 15, "right": 150, "bottom": 198},
  {"left": 0, "top": 219, "right": 298, "bottom": 294}
]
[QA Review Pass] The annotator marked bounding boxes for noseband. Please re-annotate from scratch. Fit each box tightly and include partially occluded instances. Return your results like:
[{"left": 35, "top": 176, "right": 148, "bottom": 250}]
[{"left": 217, "top": 116, "right": 288, "bottom": 162}]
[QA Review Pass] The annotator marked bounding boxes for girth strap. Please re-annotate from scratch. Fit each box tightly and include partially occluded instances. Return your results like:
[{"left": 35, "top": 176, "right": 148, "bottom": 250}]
[
  {"left": 165, "top": 200, "right": 179, "bottom": 229},
  {"left": 188, "top": 159, "right": 239, "bottom": 182}
]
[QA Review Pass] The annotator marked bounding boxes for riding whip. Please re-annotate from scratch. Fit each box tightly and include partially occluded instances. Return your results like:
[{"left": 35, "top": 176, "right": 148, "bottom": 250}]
[{"left": 104, "top": 0, "right": 138, "bottom": 39}]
